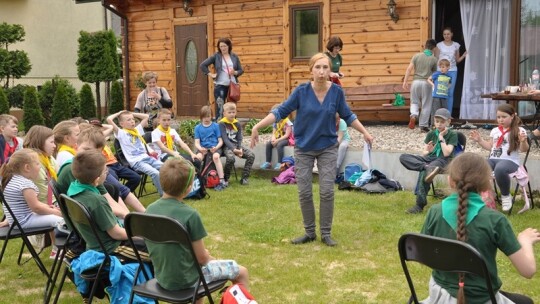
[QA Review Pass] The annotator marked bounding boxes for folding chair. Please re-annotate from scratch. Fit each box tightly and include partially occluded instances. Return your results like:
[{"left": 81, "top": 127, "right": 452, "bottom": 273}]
[
  {"left": 398, "top": 233, "right": 497, "bottom": 304},
  {"left": 493, "top": 135, "right": 534, "bottom": 215},
  {"left": 0, "top": 190, "right": 53, "bottom": 280},
  {"left": 59, "top": 194, "right": 112, "bottom": 304},
  {"left": 113, "top": 138, "right": 156, "bottom": 198},
  {"left": 430, "top": 131, "right": 467, "bottom": 197},
  {"left": 124, "top": 212, "right": 227, "bottom": 304}
]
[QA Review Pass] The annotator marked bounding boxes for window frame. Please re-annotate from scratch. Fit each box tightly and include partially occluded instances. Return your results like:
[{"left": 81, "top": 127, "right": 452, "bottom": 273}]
[{"left": 289, "top": 3, "right": 322, "bottom": 63}]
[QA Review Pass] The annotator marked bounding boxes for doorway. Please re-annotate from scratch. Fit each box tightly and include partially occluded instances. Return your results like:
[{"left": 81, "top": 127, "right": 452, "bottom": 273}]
[
  {"left": 174, "top": 24, "right": 208, "bottom": 117},
  {"left": 434, "top": 0, "right": 465, "bottom": 118}
]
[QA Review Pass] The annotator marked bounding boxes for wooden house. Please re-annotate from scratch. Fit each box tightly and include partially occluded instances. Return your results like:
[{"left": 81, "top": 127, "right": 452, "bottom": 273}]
[{"left": 94, "top": 0, "right": 537, "bottom": 122}]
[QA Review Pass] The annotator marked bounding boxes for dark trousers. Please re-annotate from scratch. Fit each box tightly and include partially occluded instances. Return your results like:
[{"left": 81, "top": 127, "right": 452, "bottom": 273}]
[
  {"left": 107, "top": 162, "right": 141, "bottom": 193},
  {"left": 265, "top": 140, "right": 289, "bottom": 164},
  {"left": 223, "top": 146, "right": 255, "bottom": 180}
]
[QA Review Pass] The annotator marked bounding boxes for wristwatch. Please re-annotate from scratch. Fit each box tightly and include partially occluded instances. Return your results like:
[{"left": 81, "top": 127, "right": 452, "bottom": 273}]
[{"left": 439, "top": 138, "right": 446, "bottom": 144}]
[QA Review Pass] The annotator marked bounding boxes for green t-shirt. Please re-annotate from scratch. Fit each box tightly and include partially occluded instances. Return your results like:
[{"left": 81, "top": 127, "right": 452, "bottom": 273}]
[
  {"left": 325, "top": 52, "right": 342, "bottom": 73},
  {"left": 145, "top": 198, "right": 208, "bottom": 290},
  {"left": 412, "top": 52, "right": 438, "bottom": 81},
  {"left": 424, "top": 128, "right": 458, "bottom": 158},
  {"left": 421, "top": 196, "right": 521, "bottom": 303},
  {"left": 56, "top": 162, "right": 107, "bottom": 196},
  {"left": 71, "top": 189, "right": 121, "bottom": 253}
]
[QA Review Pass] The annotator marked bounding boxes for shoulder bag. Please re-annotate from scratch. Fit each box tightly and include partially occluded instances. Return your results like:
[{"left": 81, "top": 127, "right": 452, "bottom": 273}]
[{"left": 225, "top": 59, "right": 240, "bottom": 102}]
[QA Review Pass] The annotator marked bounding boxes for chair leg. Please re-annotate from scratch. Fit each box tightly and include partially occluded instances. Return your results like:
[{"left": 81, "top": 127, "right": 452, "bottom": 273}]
[
  {"left": 44, "top": 249, "right": 67, "bottom": 304},
  {"left": 53, "top": 267, "right": 69, "bottom": 304},
  {"left": 527, "top": 182, "right": 534, "bottom": 209},
  {"left": 0, "top": 238, "right": 10, "bottom": 264},
  {"left": 19, "top": 236, "right": 50, "bottom": 278}
]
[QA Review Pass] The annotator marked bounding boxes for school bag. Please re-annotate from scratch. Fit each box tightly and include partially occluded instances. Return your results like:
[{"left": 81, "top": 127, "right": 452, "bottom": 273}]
[
  {"left": 344, "top": 163, "right": 363, "bottom": 183},
  {"left": 185, "top": 176, "right": 209, "bottom": 200},
  {"left": 220, "top": 284, "right": 258, "bottom": 304},
  {"left": 200, "top": 153, "right": 220, "bottom": 189}
]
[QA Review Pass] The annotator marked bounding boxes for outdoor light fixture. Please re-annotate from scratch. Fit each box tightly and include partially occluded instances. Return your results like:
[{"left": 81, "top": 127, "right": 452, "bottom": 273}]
[
  {"left": 387, "top": 0, "right": 399, "bottom": 23},
  {"left": 183, "top": 0, "right": 193, "bottom": 16}
]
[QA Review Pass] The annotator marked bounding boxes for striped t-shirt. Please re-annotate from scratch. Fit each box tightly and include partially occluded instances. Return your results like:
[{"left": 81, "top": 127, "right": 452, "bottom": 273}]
[{"left": 2, "top": 174, "right": 39, "bottom": 226}]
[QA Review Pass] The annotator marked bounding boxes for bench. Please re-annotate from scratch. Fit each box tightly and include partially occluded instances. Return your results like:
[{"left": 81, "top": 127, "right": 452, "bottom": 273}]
[{"left": 344, "top": 84, "right": 410, "bottom": 123}]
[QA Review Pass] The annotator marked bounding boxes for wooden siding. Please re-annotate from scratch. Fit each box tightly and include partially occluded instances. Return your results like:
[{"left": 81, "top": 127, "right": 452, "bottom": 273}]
[{"left": 109, "top": 0, "right": 427, "bottom": 120}]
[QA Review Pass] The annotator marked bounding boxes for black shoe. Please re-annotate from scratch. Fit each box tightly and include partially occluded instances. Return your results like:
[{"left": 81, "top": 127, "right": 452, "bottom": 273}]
[
  {"left": 421, "top": 127, "right": 430, "bottom": 133},
  {"left": 291, "top": 234, "right": 316, "bottom": 245},
  {"left": 406, "top": 205, "right": 424, "bottom": 214},
  {"left": 424, "top": 166, "right": 441, "bottom": 184},
  {"left": 321, "top": 235, "right": 337, "bottom": 247}
]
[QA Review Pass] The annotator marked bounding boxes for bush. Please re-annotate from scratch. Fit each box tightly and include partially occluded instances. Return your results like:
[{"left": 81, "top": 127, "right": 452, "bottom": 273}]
[
  {"left": 51, "top": 84, "right": 71, "bottom": 126},
  {"left": 109, "top": 80, "right": 124, "bottom": 114},
  {"left": 79, "top": 83, "right": 96, "bottom": 119},
  {"left": 0, "top": 87, "right": 9, "bottom": 114},
  {"left": 22, "top": 86, "right": 44, "bottom": 132},
  {"left": 178, "top": 119, "right": 199, "bottom": 148},
  {"left": 5, "top": 84, "right": 28, "bottom": 108},
  {"left": 38, "top": 77, "right": 78, "bottom": 127},
  {"left": 244, "top": 118, "right": 273, "bottom": 135}
]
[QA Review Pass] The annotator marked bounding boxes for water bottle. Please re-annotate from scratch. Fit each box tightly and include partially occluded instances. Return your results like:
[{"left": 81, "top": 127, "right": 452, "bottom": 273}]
[{"left": 532, "top": 67, "right": 539, "bottom": 89}]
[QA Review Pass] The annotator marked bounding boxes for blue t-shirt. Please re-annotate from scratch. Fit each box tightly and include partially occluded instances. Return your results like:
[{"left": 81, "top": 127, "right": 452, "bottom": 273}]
[
  {"left": 431, "top": 71, "right": 453, "bottom": 98},
  {"left": 194, "top": 122, "right": 221, "bottom": 148}
]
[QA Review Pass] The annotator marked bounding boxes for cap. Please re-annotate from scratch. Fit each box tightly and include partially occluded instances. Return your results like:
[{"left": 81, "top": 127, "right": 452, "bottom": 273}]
[
  {"left": 434, "top": 108, "right": 452, "bottom": 120},
  {"left": 89, "top": 118, "right": 103, "bottom": 127}
]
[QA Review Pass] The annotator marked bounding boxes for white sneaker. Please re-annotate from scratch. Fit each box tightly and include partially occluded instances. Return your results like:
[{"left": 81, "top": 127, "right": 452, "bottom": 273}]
[{"left": 501, "top": 195, "right": 513, "bottom": 212}]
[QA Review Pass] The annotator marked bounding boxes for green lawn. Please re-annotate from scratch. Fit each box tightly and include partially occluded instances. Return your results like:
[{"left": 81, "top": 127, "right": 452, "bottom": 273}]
[{"left": 1, "top": 174, "right": 539, "bottom": 303}]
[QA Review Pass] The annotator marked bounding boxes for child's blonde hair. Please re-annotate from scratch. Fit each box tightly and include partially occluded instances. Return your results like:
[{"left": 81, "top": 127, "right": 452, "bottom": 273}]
[
  {"left": 0, "top": 148, "right": 38, "bottom": 191},
  {"left": 157, "top": 108, "right": 173, "bottom": 119},
  {"left": 53, "top": 120, "right": 78, "bottom": 146},
  {"left": 223, "top": 102, "right": 236, "bottom": 112},
  {"left": 72, "top": 150, "right": 106, "bottom": 184},
  {"left": 118, "top": 111, "right": 134, "bottom": 123},
  {"left": 200, "top": 106, "right": 212, "bottom": 120},
  {"left": 23, "top": 125, "right": 54, "bottom": 154},
  {"left": 160, "top": 157, "right": 195, "bottom": 197},
  {"left": 0, "top": 114, "right": 18, "bottom": 128},
  {"left": 445, "top": 152, "right": 492, "bottom": 303},
  {"left": 438, "top": 59, "right": 451, "bottom": 68},
  {"left": 77, "top": 128, "right": 105, "bottom": 149}
]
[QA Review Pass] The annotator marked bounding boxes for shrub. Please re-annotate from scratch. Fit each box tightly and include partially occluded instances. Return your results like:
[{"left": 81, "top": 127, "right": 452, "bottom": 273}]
[
  {"left": 51, "top": 84, "right": 71, "bottom": 126},
  {"left": 5, "top": 84, "right": 28, "bottom": 108},
  {"left": 22, "top": 86, "right": 44, "bottom": 132},
  {"left": 78, "top": 83, "right": 96, "bottom": 119},
  {"left": 244, "top": 118, "right": 273, "bottom": 135},
  {"left": 109, "top": 80, "right": 124, "bottom": 114},
  {"left": 178, "top": 119, "right": 199, "bottom": 148},
  {"left": 0, "top": 87, "right": 9, "bottom": 114},
  {"left": 38, "top": 77, "right": 78, "bottom": 127}
]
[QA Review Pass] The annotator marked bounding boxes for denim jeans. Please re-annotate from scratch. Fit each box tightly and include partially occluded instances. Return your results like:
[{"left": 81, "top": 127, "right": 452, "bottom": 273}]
[
  {"left": 214, "top": 85, "right": 229, "bottom": 120},
  {"left": 132, "top": 157, "right": 163, "bottom": 196},
  {"left": 108, "top": 162, "right": 141, "bottom": 193}
]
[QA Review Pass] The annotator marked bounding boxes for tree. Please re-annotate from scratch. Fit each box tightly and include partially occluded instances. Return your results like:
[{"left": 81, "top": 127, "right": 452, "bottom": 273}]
[
  {"left": 0, "top": 87, "right": 9, "bottom": 114},
  {"left": 51, "top": 84, "right": 71, "bottom": 126},
  {"left": 5, "top": 84, "right": 29, "bottom": 108},
  {"left": 77, "top": 30, "right": 120, "bottom": 119},
  {"left": 0, "top": 22, "right": 31, "bottom": 88},
  {"left": 109, "top": 80, "right": 124, "bottom": 114},
  {"left": 22, "top": 86, "right": 44, "bottom": 132},
  {"left": 38, "top": 76, "right": 78, "bottom": 127},
  {"left": 79, "top": 83, "right": 96, "bottom": 119}
]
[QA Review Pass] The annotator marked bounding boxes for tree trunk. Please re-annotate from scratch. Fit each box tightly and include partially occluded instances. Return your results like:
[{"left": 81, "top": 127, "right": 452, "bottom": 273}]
[
  {"left": 95, "top": 81, "right": 102, "bottom": 120},
  {"left": 105, "top": 80, "right": 110, "bottom": 116}
]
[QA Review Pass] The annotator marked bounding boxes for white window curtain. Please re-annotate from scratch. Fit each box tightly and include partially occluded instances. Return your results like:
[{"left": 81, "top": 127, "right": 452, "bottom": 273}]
[{"left": 459, "top": 0, "right": 511, "bottom": 120}]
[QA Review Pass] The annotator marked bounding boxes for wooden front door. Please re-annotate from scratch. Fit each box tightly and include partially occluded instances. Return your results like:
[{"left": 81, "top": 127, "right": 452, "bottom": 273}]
[{"left": 174, "top": 24, "right": 208, "bottom": 117}]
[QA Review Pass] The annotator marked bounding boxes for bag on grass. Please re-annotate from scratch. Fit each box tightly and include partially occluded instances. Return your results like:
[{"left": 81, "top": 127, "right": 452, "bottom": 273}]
[
  {"left": 185, "top": 176, "right": 209, "bottom": 200},
  {"left": 344, "top": 163, "right": 363, "bottom": 182},
  {"left": 200, "top": 153, "right": 220, "bottom": 189},
  {"left": 220, "top": 284, "right": 257, "bottom": 304}
]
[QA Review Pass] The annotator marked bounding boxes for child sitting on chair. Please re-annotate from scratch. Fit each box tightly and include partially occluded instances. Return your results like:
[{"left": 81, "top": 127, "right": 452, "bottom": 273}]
[
  {"left": 259, "top": 104, "right": 293, "bottom": 171},
  {"left": 219, "top": 102, "right": 255, "bottom": 186},
  {"left": 420, "top": 152, "right": 540, "bottom": 304},
  {"left": 145, "top": 157, "right": 249, "bottom": 296},
  {"left": 53, "top": 120, "right": 80, "bottom": 169},
  {"left": 400, "top": 108, "right": 457, "bottom": 214}
]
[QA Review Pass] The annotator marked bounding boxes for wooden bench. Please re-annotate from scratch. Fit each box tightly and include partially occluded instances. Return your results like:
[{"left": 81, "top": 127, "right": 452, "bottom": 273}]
[{"left": 344, "top": 84, "right": 410, "bottom": 123}]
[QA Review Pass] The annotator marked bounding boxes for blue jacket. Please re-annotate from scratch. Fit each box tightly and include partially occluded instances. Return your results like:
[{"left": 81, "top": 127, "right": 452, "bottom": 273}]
[{"left": 71, "top": 250, "right": 153, "bottom": 304}]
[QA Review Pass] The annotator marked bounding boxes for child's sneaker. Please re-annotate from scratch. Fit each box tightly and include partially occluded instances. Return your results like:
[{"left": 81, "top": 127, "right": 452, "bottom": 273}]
[
  {"left": 273, "top": 163, "right": 282, "bottom": 170},
  {"left": 222, "top": 180, "right": 229, "bottom": 188},
  {"left": 501, "top": 195, "right": 513, "bottom": 212},
  {"left": 214, "top": 183, "right": 226, "bottom": 191},
  {"left": 260, "top": 162, "right": 271, "bottom": 169},
  {"left": 240, "top": 178, "right": 249, "bottom": 185}
]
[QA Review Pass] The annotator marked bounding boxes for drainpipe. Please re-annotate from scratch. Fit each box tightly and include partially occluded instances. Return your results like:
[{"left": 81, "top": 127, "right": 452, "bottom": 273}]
[{"left": 101, "top": 0, "right": 131, "bottom": 111}]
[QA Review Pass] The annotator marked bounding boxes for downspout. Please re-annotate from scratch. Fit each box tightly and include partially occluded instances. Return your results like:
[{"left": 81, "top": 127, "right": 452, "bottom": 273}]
[{"left": 101, "top": 0, "right": 131, "bottom": 110}]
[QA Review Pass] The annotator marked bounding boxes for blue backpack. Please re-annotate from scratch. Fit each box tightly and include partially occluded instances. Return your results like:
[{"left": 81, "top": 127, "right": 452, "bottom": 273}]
[{"left": 344, "top": 163, "right": 363, "bottom": 183}]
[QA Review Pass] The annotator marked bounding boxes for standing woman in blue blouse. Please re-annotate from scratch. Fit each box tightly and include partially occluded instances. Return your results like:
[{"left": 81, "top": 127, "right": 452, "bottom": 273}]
[
  {"left": 250, "top": 53, "right": 374, "bottom": 247},
  {"left": 200, "top": 37, "right": 244, "bottom": 120}
]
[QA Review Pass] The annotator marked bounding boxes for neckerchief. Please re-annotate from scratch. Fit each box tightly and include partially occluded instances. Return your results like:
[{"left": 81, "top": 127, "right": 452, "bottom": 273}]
[
  {"left": 58, "top": 144, "right": 76, "bottom": 156},
  {"left": 219, "top": 117, "right": 238, "bottom": 131},
  {"left": 442, "top": 192, "right": 485, "bottom": 231},
  {"left": 67, "top": 180, "right": 101, "bottom": 197},
  {"left": 433, "top": 129, "right": 442, "bottom": 157},
  {"left": 157, "top": 125, "right": 174, "bottom": 149},
  {"left": 496, "top": 125, "right": 509, "bottom": 148},
  {"left": 274, "top": 118, "right": 289, "bottom": 138},
  {"left": 38, "top": 153, "right": 57, "bottom": 181},
  {"left": 3, "top": 137, "right": 18, "bottom": 162},
  {"left": 123, "top": 128, "right": 146, "bottom": 145},
  {"left": 423, "top": 49, "right": 433, "bottom": 56}
]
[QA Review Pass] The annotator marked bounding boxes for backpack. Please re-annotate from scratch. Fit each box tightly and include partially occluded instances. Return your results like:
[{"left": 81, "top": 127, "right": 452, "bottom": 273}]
[
  {"left": 344, "top": 163, "right": 363, "bottom": 182},
  {"left": 201, "top": 153, "right": 220, "bottom": 188},
  {"left": 220, "top": 284, "right": 257, "bottom": 304},
  {"left": 185, "top": 176, "right": 209, "bottom": 200}
]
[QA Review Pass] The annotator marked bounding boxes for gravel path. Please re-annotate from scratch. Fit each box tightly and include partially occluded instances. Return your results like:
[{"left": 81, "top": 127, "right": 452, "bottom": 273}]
[{"left": 245, "top": 125, "right": 540, "bottom": 158}]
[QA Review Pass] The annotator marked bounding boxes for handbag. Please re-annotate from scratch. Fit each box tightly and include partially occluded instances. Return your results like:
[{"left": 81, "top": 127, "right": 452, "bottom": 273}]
[{"left": 224, "top": 59, "right": 241, "bottom": 102}]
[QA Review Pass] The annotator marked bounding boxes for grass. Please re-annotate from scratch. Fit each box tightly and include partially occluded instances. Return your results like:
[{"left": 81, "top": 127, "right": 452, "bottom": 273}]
[{"left": 1, "top": 174, "right": 540, "bottom": 303}]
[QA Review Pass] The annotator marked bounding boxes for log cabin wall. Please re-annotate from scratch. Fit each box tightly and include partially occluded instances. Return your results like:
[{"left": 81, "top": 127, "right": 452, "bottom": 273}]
[{"left": 108, "top": 0, "right": 428, "bottom": 120}]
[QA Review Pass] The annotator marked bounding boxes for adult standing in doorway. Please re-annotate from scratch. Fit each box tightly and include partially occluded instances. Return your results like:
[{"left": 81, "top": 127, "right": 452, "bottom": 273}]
[
  {"left": 134, "top": 71, "right": 173, "bottom": 131},
  {"left": 324, "top": 36, "right": 344, "bottom": 86},
  {"left": 200, "top": 37, "right": 244, "bottom": 121},
  {"left": 434, "top": 27, "right": 467, "bottom": 114},
  {"left": 250, "top": 53, "right": 374, "bottom": 247}
]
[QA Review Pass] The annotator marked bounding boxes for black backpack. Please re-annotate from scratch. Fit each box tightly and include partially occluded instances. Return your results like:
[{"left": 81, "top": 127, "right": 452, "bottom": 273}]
[
  {"left": 200, "top": 153, "right": 220, "bottom": 189},
  {"left": 185, "top": 160, "right": 209, "bottom": 200}
]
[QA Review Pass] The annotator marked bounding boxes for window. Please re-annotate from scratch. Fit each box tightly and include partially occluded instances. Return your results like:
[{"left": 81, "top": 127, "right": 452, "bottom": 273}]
[
  {"left": 519, "top": 1, "right": 540, "bottom": 86},
  {"left": 290, "top": 4, "right": 321, "bottom": 60}
]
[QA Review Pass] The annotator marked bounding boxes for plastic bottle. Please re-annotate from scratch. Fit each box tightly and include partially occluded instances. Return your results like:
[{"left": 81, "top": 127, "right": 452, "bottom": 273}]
[{"left": 532, "top": 67, "right": 539, "bottom": 89}]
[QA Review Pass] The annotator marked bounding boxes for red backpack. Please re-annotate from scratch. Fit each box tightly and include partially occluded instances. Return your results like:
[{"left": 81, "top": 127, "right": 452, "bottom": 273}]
[
  {"left": 201, "top": 153, "right": 220, "bottom": 188},
  {"left": 220, "top": 284, "right": 257, "bottom": 304}
]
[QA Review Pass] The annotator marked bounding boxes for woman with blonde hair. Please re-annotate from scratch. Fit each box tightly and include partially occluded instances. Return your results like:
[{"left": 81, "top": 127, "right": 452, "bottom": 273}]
[{"left": 134, "top": 71, "right": 173, "bottom": 130}]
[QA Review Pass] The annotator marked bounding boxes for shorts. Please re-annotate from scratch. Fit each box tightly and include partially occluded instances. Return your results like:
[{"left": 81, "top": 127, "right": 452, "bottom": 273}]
[{"left": 201, "top": 260, "right": 240, "bottom": 283}]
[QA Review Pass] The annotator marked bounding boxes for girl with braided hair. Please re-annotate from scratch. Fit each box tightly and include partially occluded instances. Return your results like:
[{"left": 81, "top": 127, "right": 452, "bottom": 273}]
[{"left": 420, "top": 152, "right": 540, "bottom": 304}]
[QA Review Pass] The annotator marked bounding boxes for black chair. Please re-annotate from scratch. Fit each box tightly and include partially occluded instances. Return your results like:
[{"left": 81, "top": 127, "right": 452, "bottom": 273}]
[
  {"left": 398, "top": 232, "right": 497, "bottom": 304},
  {"left": 0, "top": 190, "right": 53, "bottom": 280},
  {"left": 430, "top": 131, "right": 467, "bottom": 197},
  {"left": 113, "top": 138, "right": 156, "bottom": 198},
  {"left": 59, "top": 194, "right": 112, "bottom": 304},
  {"left": 124, "top": 212, "right": 227, "bottom": 304},
  {"left": 493, "top": 135, "right": 534, "bottom": 215}
]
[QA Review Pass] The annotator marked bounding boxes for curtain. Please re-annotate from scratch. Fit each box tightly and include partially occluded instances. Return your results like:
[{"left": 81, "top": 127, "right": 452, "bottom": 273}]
[{"left": 459, "top": 0, "right": 511, "bottom": 120}]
